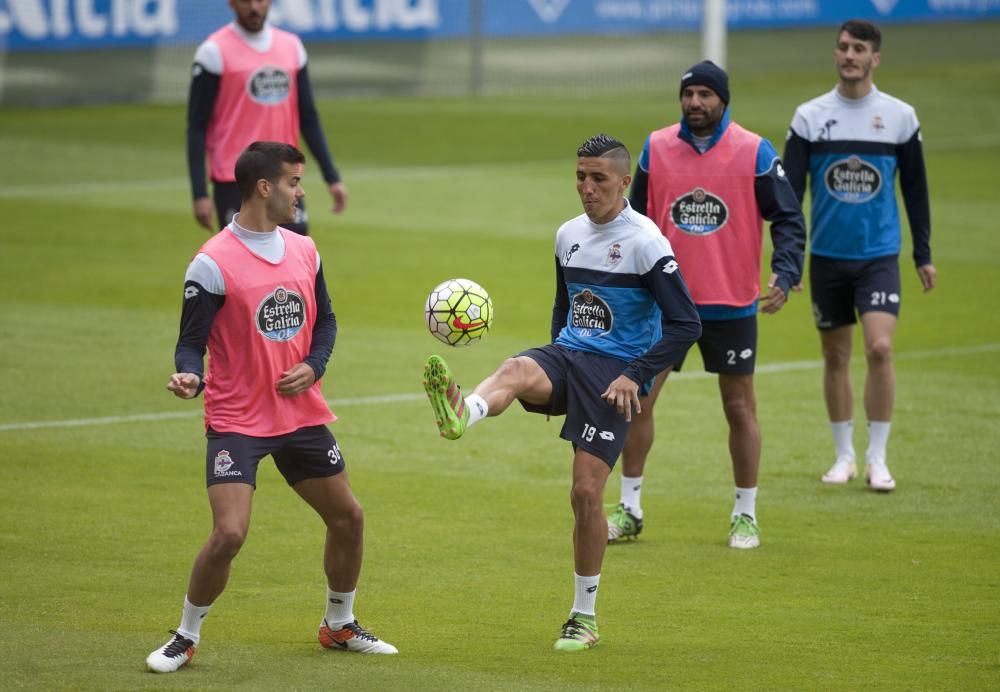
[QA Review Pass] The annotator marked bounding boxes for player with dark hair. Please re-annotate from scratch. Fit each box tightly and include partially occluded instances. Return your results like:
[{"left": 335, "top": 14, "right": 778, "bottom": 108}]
[
  {"left": 613, "top": 61, "right": 806, "bottom": 549},
  {"left": 146, "top": 141, "right": 395, "bottom": 674},
  {"left": 783, "top": 19, "right": 936, "bottom": 491},
  {"left": 421, "top": 134, "right": 701, "bottom": 651},
  {"left": 187, "top": 0, "right": 346, "bottom": 234}
]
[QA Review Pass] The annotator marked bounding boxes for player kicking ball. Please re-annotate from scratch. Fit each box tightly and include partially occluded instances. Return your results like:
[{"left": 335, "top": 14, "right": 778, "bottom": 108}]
[{"left": 423, "top": 134, "right": 701, "bottom": 651}]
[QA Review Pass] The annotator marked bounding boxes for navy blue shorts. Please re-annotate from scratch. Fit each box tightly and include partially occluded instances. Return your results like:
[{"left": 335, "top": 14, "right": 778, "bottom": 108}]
[
  {"left": 212, "top": 181, "right": 309, "bottom": 235},
  {"left": 205, "top": 425, "right": 345, "bottom": 487},
  {"left": 810, "top": 254, "right": 900, "bottom": 330},
  {"left": 516, "top": 344, "right": 633, "bottom": 468},
  {"left": 675, "top": 315, "right": 757, "bottom": 375}
]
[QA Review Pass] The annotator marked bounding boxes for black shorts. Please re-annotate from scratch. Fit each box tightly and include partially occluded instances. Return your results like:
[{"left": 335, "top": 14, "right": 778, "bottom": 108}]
[
  {"left": 205, "top": 425, "right": 345, "bottom": 487},
  {"left": 212, "top": 181, "right": 309, "bottom": 235},
  {"left": 810, "top": 254, "right": 901, "bottom": 330},
  {"left": 675, "top": 314, "right": 757, "bottom": 375},
  {"left": 516, "top": 344, "right": 633, "bottom": 468}
]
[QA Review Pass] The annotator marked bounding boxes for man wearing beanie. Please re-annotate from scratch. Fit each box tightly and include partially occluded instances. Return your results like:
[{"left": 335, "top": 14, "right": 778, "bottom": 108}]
[
  {"left": 783, "top": 20, "right": 935, "bottom": 492},
  {"left": 606, "top": 60, "right": 806, "bottom": 549}
]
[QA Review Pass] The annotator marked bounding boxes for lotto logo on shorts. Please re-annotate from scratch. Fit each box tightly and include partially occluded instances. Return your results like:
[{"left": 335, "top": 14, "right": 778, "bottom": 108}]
[{"left": 214, "top": 450, "right": 243, "bottom": 478}]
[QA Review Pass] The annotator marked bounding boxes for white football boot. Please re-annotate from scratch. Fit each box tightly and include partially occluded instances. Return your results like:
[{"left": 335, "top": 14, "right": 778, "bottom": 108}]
[
  {"left": 318, "top": 619, "right": 398, "bottom": 654},
  {"left": 146, "top": 630, "right": 196, "bottom": 673},
  {"left": 821, "top": 455, "right": 858, "bottom": 484},
  {"left": 866, "top": 457, "right": 896, "bottom": 492}
]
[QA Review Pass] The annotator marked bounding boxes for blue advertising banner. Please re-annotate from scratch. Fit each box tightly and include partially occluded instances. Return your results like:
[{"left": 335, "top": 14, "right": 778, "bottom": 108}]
[{"left": 2, "top": 0, "right": 998, "bottom": 52}]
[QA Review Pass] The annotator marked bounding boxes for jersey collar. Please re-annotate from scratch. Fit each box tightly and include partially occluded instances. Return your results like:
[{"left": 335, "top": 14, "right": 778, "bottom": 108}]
[{"left": 679, "top": 107, "right": 731, "bottom": 154}]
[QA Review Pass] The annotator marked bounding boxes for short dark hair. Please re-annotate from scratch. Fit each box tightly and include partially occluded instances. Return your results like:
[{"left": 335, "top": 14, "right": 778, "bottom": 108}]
[
  {"left": 234, "top": 141, "right": 306, "bottom": 201},
  {"left": 839, "top": 19, "right": 881, "bottom": 52},
  {"left": 577, "top": 134, "right": 631, "bottom": 174}
]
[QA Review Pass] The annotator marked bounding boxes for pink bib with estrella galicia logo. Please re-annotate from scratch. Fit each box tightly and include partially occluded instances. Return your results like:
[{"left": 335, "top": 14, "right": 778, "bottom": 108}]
[
  {"left": 205, "top": 25, "right": 301, "bottom": 184},
  {"left": 199, "top": 228, "right": 334, "bottom": 437},
  {"left": 647, "top": 122, "right": 764, "bottom": 307}
]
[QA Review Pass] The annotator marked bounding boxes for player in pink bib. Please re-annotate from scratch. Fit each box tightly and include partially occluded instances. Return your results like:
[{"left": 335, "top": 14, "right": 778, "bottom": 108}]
[
  {"left": 608, "top": 62, "right": 806, "bottom": 549},
  {"left": 146, "top": 143, "right": 396, "bottom": 675},
  {"left": 187, "top": 0, "right": 347, "bottom": 235}
]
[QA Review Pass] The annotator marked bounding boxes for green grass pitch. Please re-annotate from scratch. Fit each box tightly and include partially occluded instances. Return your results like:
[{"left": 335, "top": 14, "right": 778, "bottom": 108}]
[{"left": 1, "top": 22, "right": 999, "bottom": 690}]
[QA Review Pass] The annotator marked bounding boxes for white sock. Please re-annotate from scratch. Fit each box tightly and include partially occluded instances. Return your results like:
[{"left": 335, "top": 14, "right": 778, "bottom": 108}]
[
  {"left": 465, "top": 394, "right": 488, "bottom": 428},
  {"left": 830, "top": 420, "right": 855, "bottom": 460},
  {"left": 866, "top": 421, "right": 891, "bottom": 462},
  {"left": 177, "top": 596, "right": 211, "bottom": 644},
  {"left": 619, "top": 475, "right": 644, "bottom": 518},
  {"left": 325, "top": 588, "right": 356, "bottom": 629},
  {"left": 732, "top": 487, "right": 757, "bottom": 521},
  {"left": 571, "top": 573, "right": 600, "bottom": 617}
]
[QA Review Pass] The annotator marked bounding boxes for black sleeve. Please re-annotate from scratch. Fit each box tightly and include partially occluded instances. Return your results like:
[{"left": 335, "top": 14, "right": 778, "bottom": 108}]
[
  {"left": 755, "top": 159, "right": 807, "bottom": 294},
  {"left": 550, "top": 256, "right": 569, "bottom": 343},
  {"left": 297, "top": 66, "right": 340, "bottom": 185},
  {"left": 782, "top": 129, "right": 811, "bottom": 205},
  {"left": 174, "top": 281, "right": 225, "bottom": 389},
  {"left": 896, "top": 130, "right": 932, "bottom": 266},
  {"left": 304, "top": 263, "right": 338, "bottom": 380},
  {"left": 628, "top": 164, "right": 650, "bottom": 217},
  {"left": 622, "top": 256, "right": 702, "bottom": 385},
  {"left": 186, "top": 66, "right": 220, "bottom": 200}
]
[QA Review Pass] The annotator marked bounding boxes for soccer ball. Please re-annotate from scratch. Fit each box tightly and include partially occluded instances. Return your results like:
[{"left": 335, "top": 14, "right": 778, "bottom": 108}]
[{"left": 424, "top": 278, "right": 493, "bottom": 346}]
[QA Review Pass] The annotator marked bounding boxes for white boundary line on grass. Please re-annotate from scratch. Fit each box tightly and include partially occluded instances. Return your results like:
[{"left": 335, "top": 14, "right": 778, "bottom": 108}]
[
  {"left": 2, "top": 343, "right": 997, "bottom": 433},
  {"left": 0, "top": 160, "right": 563, "bottom": 199},
  {"left": 4, "top": 131, "right": 998, "bottom": 200}
]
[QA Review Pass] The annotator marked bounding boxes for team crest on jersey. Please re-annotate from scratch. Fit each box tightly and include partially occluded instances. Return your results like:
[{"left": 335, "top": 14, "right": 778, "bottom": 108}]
[
  {"left": 670, "top": 187, "right": 728, "bottom": 236},
  {"left": 606, "top": 242, "right": 623, "bottom": 266},
  {"left": 824, "top": 156, "right": 882, "bottom": 204},
  {"left": 256, "top": 286, "right": 306, "bottom": 342},
  {"left": 214, "top": 450, "right": 242, "bottom": 478},
  {"left": 570, "top": 289, "right": 613, "bottom": 337},
  {"left": 247, "top": 65, "right": 291, "bottom": 105},
  {"left": 872, "top": 115, "right": 885, "bottom": 132}
]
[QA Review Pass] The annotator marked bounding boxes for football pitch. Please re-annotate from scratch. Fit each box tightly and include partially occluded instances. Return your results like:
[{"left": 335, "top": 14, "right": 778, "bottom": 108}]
[{"left": 1, "top": 22, "right": 999, "bottom": 690}]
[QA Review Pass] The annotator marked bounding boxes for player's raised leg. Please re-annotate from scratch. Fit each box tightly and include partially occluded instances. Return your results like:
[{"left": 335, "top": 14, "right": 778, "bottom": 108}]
[
  {"left": 422, "top": 354, "right": 551, "bottom": 439},
  {"left": 423, "top": 355, "right": 470, "bottom": 439}
]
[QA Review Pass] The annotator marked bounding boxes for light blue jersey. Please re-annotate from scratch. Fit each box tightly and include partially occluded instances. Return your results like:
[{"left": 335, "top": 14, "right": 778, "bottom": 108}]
[
  {"left": 784, "top": 86, "right": 930, "bottom": 264},
  {"left": 550, "top": 201, "right": 700, "bottom": 385}
]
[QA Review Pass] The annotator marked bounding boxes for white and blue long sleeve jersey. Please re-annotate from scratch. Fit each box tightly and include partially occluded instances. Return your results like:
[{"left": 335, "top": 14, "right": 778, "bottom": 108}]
[
  {"left": 551, "top": 201, "right": 701, "bottom": 385},
  {"left": 783, "top": 85, "right": 931, "bottom": 266}
]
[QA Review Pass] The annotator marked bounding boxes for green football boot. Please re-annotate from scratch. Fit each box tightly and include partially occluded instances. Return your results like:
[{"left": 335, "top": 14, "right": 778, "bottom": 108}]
[
  {"left": 422, "top": 355, "right": 469, "bottom": 440},
  {"left": 606, "top": 503, "right": 643, "bottom": 543},
  {"left": 728, "top": 513, "right": 761, "bottom": 549},
  {"left": 553, "top": 613, "right": 600, "bottom": 652}
]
